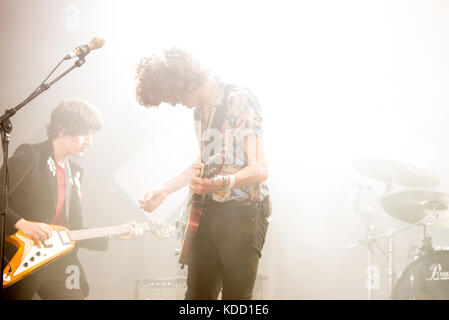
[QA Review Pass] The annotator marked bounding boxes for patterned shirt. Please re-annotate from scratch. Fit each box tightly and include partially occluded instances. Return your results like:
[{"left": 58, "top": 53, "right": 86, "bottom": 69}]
[{"left": 194, "top": 80, "right": 269, "bottom": 202}]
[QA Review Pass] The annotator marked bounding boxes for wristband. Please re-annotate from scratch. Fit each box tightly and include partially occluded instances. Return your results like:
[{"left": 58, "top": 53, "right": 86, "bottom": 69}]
[
  {"left": 221, "top": 175, "right": 227, "bottom": 188},
  {"left": 228, "top": 174, "right": 235, "bottom": 189},
  {"left": 212, "top": 175, "right": 223, "bottom": 184}
]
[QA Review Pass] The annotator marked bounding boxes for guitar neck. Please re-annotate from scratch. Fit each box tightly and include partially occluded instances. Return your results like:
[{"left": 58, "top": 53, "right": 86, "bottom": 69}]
[
  {"left": 191, "top": 192, "right": 206, "bottom": 202},
  {"left": 69, "top": 222, "right": 150, "bottom": 241}
]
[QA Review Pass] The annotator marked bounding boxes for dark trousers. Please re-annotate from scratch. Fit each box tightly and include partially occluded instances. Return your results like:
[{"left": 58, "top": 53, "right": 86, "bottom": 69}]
[{"left": 185, "top": 198, "right": 269, "bottom": 300}]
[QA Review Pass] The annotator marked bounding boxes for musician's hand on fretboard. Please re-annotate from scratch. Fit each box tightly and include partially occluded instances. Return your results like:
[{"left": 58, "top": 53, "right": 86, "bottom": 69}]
[{"left": 112, "top": 220, "right": 144, "bottom": 240}]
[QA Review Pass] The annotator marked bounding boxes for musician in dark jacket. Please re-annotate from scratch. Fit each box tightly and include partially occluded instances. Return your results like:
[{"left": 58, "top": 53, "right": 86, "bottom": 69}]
[{"left": 3, "top": 99, "right": 141, "bottom": 299}]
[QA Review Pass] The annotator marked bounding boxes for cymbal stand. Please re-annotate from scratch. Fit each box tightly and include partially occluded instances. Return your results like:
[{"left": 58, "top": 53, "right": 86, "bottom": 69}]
[
  {"left": 348, "top": 218, "right": 430, "bottom": 298},
  {"left": 420, "top": 198, "right": 441, "bottom": 255},
  {"left": 419, "top": 222, "right": 434, "bottom": 255},
  {"left": 405, "top": 220, "right": 436, "bottom": 300},
  {"left": 363, "top": 223, "right": 387, "bottom": 300},
  {"left": 348, "top": 184, "right": 388, "bottom": 300},
  {"left": 363, "top": 225, "right": 390, "bottom": 300}
]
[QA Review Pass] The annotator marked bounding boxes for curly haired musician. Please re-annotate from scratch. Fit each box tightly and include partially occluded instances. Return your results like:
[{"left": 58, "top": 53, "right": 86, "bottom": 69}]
[
  {"left": 3, "top": 99, "right": 142, "bottom": 299},
  {"left": 136, "top": 48, "right": 271, "bottom": 300}
]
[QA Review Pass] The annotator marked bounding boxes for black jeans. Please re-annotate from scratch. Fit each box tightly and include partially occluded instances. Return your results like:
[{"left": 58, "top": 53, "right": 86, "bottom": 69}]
[{"left": 184, "top": 197, "right": 270, "bottom": 300}]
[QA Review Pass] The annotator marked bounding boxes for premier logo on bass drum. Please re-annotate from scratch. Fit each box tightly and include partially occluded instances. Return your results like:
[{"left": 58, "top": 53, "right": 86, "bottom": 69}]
[{"left": 426, "top": 263, "right": 449, "bottom": 281}]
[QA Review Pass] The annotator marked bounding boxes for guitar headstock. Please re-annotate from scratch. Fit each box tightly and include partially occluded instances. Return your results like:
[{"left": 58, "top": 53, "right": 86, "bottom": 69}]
[{"left": 142, "top": 219, "right": 176, "bottom": 240}]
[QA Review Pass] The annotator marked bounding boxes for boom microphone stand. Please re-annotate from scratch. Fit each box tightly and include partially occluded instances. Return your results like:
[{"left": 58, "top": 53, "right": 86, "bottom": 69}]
[{"left": 0, "top": 56, "right": 88, "bottom": 296}]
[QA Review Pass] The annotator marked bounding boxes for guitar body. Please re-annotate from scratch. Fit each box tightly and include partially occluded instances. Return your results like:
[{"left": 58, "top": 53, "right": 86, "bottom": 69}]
[
  {"left": 2, "top": 219, "right": 175, "bottom": 288},
  {"left": 177, "top": 156, "right": 223, "bottom": 266},
  {"left": 3, "top": 223, "right": 75, "bottom": 288},
  {"left": 176, "top": 92, "right": 231, "bottom": 266},
  {"left": 178, "top": 193, "right": 205, "bottom": 265}
]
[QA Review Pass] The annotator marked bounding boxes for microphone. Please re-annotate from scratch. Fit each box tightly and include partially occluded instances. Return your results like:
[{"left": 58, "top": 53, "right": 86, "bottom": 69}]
[{"left": 64, "top": 37, "right": 105, "bottom": 60}]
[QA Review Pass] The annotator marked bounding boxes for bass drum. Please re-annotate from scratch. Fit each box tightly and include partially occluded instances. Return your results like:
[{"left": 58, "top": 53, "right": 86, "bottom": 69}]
[{"left": 392, "top": 250, "right": 449, "bottom": 300}]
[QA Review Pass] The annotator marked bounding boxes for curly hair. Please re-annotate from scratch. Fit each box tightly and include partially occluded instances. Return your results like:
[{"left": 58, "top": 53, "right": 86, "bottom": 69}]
[
  {"left": 46, "top": 99, "right": 103, "bottom": 139},
  {"left": 135, "top": 48, "right": 208, "bottom": 107}
]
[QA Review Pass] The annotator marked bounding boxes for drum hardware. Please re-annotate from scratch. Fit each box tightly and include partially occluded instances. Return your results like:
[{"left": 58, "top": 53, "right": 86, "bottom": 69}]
[
  {"left": 346, "top": 181, "right": 390, "bottom": 300},
  {"left": 408, "top": 273, "right": 416, "bottom": 300},
  {"left": 350, "top": 160, "right": 443, "bottom": 299},
  {"left": 387, "top": 229, "right": 394, "bottom": 297},
  {"left": 347, "top": 217, "right": 432, "bottom": 298},
  {"left": 368, "top": 198, "right": 445, "bottom": 298},
  {"left": 376, "top": 192, "right": 448, "bottom": 298},
  {"left": 381, "top": 190, "right": 449, "bottom": 225},
  {"left": 392, "top": 249, "right": 449, "bottom": 299},
  {"left": 420, "top": 223, "right": 435, "bottom": 256},
  {"left": 382, "top": 190, "right": 449, "bottom": 299},
  {"left": 380, "top": 189, "right": 449, "bottom": 260},
  {"left": 381, "top": 189, "right": 448, "bottom": 277},
  {"left": 405, "top": 242, "right": 428, "bottom": 267}
]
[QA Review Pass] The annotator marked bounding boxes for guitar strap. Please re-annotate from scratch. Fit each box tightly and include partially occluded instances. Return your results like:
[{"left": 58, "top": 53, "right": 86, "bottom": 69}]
[
  {"left": 210, "top": 84, "right": 235, "bottom": 131},
  {"left": 201, "top": 84, "right": 235, "bottom": 159}
]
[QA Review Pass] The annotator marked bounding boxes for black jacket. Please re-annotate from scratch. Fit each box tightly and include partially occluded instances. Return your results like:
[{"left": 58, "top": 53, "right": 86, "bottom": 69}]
[{"left": 3, "top": 140, "right": 108, "bottom": 297}]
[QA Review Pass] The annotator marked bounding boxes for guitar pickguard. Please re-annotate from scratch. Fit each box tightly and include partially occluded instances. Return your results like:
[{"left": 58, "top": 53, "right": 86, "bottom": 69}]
[
  {"left": 3, "top": 219, "right": 175, "bottom": 288},
  {"left": 3, "top": 229, "right": 74, "bottom": 287}
]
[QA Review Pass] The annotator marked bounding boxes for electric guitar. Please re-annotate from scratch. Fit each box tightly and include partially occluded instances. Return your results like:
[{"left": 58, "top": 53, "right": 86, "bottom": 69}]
[
  {"left": 176, "top": 155, "right": 222, "bottom": 265},
  {"left": 2, "top": 219, "right": 175, "bottom": 288}
]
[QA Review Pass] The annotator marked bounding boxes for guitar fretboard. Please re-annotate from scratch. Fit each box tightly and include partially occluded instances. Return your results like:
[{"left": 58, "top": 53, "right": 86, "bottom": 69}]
[{"left": 68, "top": 221, "right": 169, "bottom": 241}]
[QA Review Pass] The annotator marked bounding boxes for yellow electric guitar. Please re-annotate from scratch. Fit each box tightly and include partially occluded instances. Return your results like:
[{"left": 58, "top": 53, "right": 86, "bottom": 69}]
[{"left": 2, "top": 219, "right": 175, "bottom": 288}]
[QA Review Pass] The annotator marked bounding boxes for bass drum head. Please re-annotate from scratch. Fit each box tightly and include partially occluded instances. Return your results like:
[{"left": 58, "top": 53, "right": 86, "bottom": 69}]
[{"left": 392, "top": 250, "right": 449, "bottom": 300}]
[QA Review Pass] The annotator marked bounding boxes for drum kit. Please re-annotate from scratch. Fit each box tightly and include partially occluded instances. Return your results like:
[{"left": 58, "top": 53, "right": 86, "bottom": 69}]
[{"left": 349, "top": 159, "right": 449, "bottom": 300}]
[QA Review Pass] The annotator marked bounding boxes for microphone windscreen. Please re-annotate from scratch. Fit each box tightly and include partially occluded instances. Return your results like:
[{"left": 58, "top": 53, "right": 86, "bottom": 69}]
[{"left": 88, "top": 37, "right": 105, "bottom": 50}]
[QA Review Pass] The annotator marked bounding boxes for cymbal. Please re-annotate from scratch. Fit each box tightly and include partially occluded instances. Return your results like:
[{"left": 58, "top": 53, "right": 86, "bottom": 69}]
[
  {"left": 353, "top": 159, "right": 440, "bottom": 188},
  {"left": 381, "top": 190, "right": 449, "bottom": 224}
]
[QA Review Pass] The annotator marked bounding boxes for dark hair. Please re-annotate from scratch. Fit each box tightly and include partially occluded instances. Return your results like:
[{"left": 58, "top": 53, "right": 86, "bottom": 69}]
[
  {"left": 46, "top": 99, "right": 103, "bottom": 139},
  {"left": 135, "top": 47, "right": 208, "bottom": 107}
]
